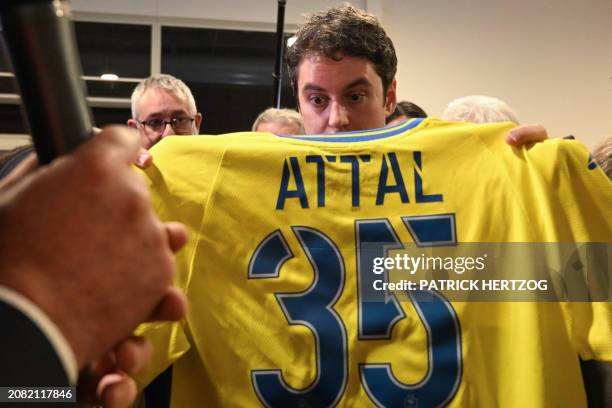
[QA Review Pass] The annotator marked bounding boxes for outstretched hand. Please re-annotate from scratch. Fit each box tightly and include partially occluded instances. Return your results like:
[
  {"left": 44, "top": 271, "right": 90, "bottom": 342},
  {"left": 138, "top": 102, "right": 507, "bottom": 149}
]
[{"left": 505, "top": 124, "right": 548, "bottom": 146}]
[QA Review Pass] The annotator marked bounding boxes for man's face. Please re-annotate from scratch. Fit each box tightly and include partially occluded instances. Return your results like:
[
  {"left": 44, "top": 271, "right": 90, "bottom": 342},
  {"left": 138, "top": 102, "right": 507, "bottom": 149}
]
[
  {"left": 297, "top": 54, "right": 396, "bottom": 134},
  {"left": 127, "top": 88, "right": 202, "bottom": 149}
]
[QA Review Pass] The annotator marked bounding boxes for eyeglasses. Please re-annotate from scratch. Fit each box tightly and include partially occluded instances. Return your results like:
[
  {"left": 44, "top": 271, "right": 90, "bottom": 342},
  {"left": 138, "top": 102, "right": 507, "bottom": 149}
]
[{"left": 138, "top": 117, "right": 195, "bottom": 134}]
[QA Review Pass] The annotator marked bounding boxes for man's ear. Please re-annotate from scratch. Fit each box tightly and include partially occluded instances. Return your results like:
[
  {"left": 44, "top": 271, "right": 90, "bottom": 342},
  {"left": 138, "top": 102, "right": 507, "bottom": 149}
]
[
  {"left": 127, "top": 119, "right": 138, "bottom": 130},
  {"left": 194, "top": 113, "right": 203, "bottom": 133},
  {"left": 384, "top": 79, "right": 397, "bottom": 117}
]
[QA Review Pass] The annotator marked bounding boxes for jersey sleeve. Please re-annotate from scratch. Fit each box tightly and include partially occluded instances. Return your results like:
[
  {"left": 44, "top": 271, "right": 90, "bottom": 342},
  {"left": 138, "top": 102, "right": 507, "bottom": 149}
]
[
  {"left": 504, "top": 138, "right": 611, "bottom": 242},
  {"left": 145, "top": 135, "right": 239, "bottom": 287},
  {"left": 503, "top": 138, "right": 612, "bottom": 361},
  {"left": 134, "top": 135, "right": 229, "bottom": 388}
]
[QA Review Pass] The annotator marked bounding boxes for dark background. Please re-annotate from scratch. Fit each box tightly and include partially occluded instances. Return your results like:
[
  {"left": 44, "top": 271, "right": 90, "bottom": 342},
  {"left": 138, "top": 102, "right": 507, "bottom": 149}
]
[{"left": 0, "top": 21, "right": 296, "bottom": 135}]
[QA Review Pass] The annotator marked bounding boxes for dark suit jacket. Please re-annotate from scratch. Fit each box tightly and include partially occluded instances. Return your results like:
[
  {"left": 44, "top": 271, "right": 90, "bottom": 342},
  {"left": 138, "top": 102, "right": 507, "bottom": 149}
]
[{"left": 0, "top": 300, "right": 69, "bottom": 386}]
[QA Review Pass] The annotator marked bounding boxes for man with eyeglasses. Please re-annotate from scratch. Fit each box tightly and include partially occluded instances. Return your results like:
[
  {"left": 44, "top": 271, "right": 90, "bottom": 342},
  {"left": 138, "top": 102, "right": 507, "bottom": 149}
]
[{"left": 127, "top": 74, "right": 202, "bottom": 149}]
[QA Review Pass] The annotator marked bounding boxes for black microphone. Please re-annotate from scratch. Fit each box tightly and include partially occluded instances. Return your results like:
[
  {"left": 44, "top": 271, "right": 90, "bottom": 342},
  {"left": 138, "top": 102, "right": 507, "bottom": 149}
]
[
  {"left": 0, "top": 0, "right": 93, "bottom": 164},
  {"left": 271, "top": 0, "right": 286, "bottom": 108}
]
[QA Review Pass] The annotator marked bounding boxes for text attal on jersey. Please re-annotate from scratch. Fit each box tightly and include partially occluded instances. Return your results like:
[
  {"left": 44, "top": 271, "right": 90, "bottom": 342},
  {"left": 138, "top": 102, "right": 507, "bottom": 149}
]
[{"left": 276, "top": 151, "right": 442, "bottom": 209}]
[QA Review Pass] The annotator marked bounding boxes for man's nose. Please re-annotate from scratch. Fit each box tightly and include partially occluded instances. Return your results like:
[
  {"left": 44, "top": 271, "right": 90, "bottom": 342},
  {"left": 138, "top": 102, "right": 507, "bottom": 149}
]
[
  {"left": 328, "top": 102, "right": 349, "bottom": 131},
  {"left": 161, "top": 122, "right": 176, "bottom": 137}
]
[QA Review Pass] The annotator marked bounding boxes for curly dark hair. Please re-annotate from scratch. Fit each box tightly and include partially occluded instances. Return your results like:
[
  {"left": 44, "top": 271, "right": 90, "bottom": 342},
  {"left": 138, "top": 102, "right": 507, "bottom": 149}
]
[{"left": 286, "top": 3, "right": 397, "bottom": 99}]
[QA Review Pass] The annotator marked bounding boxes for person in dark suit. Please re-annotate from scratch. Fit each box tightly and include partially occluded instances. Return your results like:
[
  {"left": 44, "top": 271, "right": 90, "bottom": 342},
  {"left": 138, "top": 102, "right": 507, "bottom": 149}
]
[
  {"left": 0, "top": 289, "right": 72, "bottom": 386},
  {"left": 0, "top": 126, "right": 187, "bottom": 406}
]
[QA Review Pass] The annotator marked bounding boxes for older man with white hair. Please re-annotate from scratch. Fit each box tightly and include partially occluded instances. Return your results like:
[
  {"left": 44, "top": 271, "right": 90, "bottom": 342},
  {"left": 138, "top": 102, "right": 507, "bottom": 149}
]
[
  {"left": 442, "top": 94, "right": 520, "bottom": 124},
  {"left": 127, "top": 74, "right": 202, "bottom": 149}
]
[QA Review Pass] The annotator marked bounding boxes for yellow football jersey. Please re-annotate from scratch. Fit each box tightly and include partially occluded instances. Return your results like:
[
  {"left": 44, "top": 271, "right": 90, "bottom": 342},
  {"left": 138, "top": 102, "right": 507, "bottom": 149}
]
[{"left": 136, "top": 118, "right": 612, "bottom": 407}]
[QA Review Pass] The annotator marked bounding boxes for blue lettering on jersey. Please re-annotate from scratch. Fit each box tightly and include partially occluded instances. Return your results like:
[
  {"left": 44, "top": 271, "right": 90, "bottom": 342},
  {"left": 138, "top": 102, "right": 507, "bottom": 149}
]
[
  {"left": 250, "top": 216, "right": 462, "bottom": 406},
  {"left": 340, "top": 155, "right": 362, "bottom": 207},
  {"left": 413, "top": 152, "right": 443, "bottom": 203},
  {"left": 356, "top": 219, "right": 405, "bottom": 339},
  {"left": 360, "top": 290, "right": 462, "bottom": 408},
  {"left": 277, "top": 152, "right": 442, "bottom": 210},
  {"left": 376, "top": 152, "right": 409, "bottom": 205},
  {"left": 403, "top": 214, "right": 457, "bottom": 247},
  {"left": 276, "top": 157, "right": 309, "bottom": 209},
  {"left": 306, "top": 155, "right": 326, "bottom": 207},
  {"left": 248, "top": 230, "right": 294, "bottom": 278},
  {"left": 358, "top": 216, "right": 460, "bottom": 407},
  {"left": 251, "top": 227, "right": 348, "bottom": 408}
]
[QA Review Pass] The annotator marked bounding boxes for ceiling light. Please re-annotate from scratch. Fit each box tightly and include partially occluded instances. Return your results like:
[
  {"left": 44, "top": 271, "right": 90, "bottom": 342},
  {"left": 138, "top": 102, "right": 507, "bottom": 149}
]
[{"left": 100, "top": 73, "right": 118, "bottom": 81}]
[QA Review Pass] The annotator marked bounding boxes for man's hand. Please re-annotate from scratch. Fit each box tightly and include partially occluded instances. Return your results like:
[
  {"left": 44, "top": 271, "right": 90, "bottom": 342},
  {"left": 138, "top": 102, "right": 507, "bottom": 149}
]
[
  {"left": 77, "top": 336, "right": 152, "bottom": 408},
  {"left": 78, "top": 286, "right": 187, "bottom": 407},
  {"left": 93, "top": 126, "right": 152, "bottom": 168},
  {"left": 77, "top": 286, "right": 187, "bottom": 406},
  {"left": 505, "top": 124, "right": 548, "bottom": 146},
  {"left": 0, "top": 126, "right": 187, "bottom": 369}
]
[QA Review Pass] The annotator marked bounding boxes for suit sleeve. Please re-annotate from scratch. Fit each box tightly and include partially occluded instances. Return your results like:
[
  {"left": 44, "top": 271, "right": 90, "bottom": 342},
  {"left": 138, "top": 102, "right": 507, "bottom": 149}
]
[{"left": 0, "top": 286, "right": 75, "bottom": 386}]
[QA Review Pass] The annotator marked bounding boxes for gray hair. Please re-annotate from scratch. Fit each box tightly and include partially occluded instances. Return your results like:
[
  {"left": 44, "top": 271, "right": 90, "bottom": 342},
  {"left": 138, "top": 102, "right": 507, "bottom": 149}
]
[
  {"left": 131, "top": 74, "right": 197, "bottom": 119},
  {"left": 442, "top": 95, "right": 519, "bottom": 124},
  {"left": 592, "top": 135, "right": 612, "bottom": 180},
  {"left": 252, "top": 108, "right": 305, "bottom": 134}
]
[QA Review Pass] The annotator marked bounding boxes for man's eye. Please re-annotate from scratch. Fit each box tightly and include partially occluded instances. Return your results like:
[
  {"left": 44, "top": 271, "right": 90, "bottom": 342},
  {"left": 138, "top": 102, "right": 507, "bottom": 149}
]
[
  {"left": 349, "top": 93, "right": 365, "bottom": 102},
  {"left": 173, "top": 118, "right": 192, "bottom": 126},
  {"left": 310, "top": 96, "right": 326, "bottom": 105},
  {"left": 146, "top": 119, "right": 164, "bottom": 127}
]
